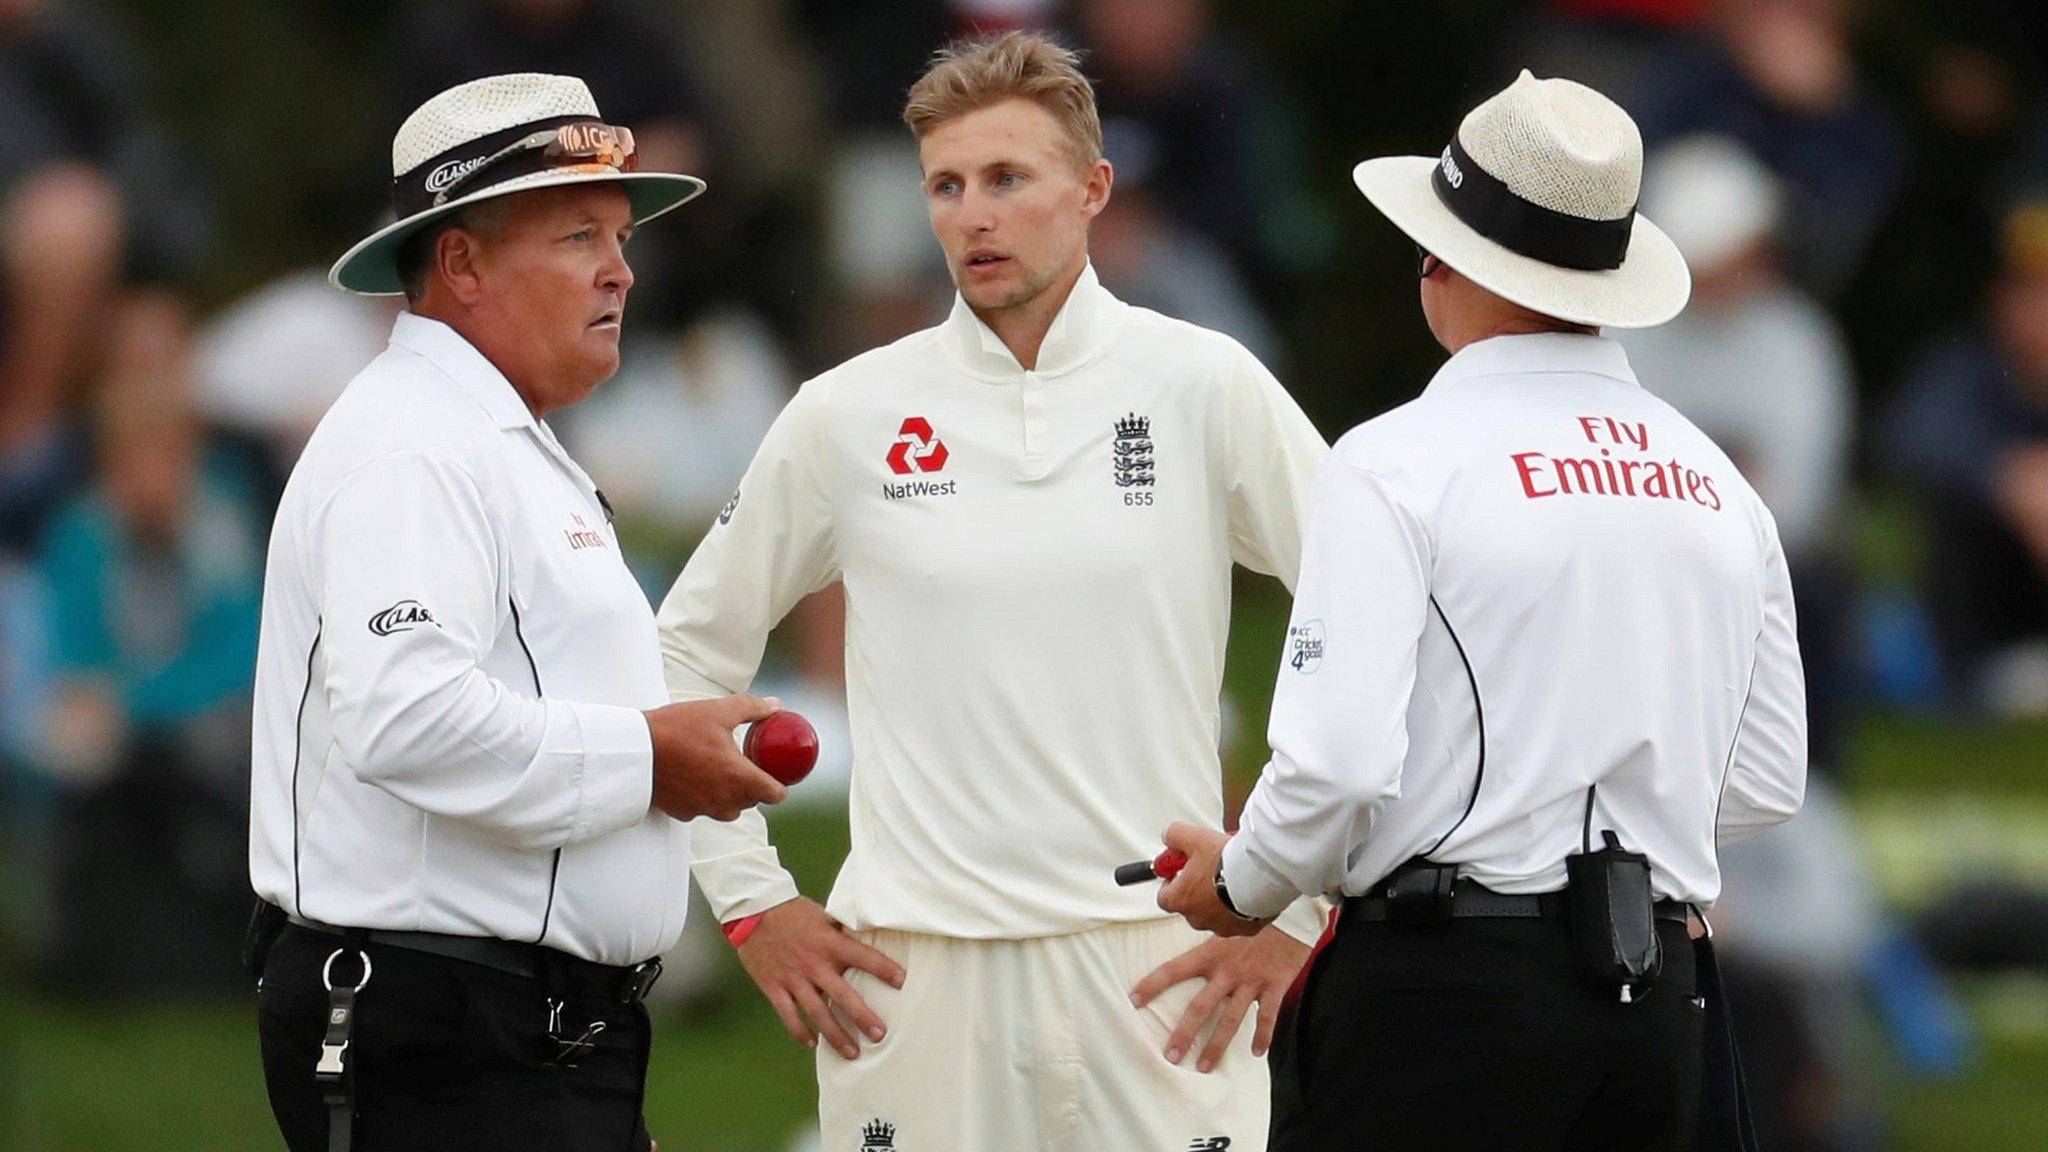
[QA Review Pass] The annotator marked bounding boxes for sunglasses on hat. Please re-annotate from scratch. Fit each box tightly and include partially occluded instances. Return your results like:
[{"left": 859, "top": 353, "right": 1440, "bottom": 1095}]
[{"left": 434, "top": 122, "right": 638, "bottom": 207}]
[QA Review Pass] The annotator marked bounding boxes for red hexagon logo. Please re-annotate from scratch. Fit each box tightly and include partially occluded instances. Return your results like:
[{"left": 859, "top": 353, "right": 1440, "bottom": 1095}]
[{"left": 886, "top": 416, "right": 948, "bottom": 475}]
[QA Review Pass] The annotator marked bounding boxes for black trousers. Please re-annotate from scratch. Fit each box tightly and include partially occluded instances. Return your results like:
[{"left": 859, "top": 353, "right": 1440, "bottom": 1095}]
[
  {"left": 1272, "top": 913, "right": 1702, "bottom": 1151},
  {"left": 257, "top": 924, "right": 654, "bottom": 1152}
]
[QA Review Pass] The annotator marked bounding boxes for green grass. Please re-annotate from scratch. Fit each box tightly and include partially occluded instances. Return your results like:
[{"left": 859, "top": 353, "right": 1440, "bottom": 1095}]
[
  {"left": 1890, "top": 979, "right": 2048, "bottom": 1151},
  {"left": 6, "top": 998, "right": 278, "bottom": 1152},
  {"left": 1849, "top": 712, "right": 2048, "bottom": 799}
]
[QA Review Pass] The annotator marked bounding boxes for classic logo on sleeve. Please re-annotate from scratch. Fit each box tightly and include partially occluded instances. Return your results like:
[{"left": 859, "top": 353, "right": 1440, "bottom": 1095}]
[
  {"left": 1287, "top": 620, "right": 1325, "bottom": 674},
  {"left": 369, "top": 599, "right": 438, "bottom": 636},
  {"left": 860, "top": 1119, "right": 896, "bottom": 1150}
]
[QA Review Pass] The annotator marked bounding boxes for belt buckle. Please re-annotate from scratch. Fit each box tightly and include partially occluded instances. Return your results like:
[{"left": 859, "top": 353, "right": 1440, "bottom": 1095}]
[{"left": 620, "top": 957, "right": 662, "bottom": 1005}]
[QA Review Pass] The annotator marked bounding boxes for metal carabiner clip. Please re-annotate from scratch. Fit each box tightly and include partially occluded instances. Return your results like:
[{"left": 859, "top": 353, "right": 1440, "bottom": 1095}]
[
  {"left": 322, "top": 948, "right": 373, "bottom": 993},
  {"left": 317, "top": 948, "right": 373, "bottom": 1082}
]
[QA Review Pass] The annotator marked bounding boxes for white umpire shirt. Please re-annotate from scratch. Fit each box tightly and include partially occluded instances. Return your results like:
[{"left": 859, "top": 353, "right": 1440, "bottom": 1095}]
[
  {"left": 1221, "top": 333, "right": 1807, "bottom": 920},
  {"left": 657, "top": 264, "right": 1332, "bottom": 944},
  {"left": 248, "top": 313, "right": 678, "bottom": 967}
]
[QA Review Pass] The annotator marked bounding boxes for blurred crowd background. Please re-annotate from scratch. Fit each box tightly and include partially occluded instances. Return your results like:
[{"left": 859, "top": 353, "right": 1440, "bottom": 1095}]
[{"left": 2, "top": 0, "right": 2047, "bottom": 1148}]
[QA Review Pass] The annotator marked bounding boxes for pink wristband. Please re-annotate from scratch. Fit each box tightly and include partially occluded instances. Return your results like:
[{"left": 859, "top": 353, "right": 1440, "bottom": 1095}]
[{"left": 722, "top": 913, "right": 766, "bottom": 948}]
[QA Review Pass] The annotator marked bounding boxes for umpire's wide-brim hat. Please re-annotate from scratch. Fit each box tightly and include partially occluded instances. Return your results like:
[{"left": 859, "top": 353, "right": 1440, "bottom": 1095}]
[
  {"left": 1352, "top": 70, "right": 1690, "bottom": 329},
  {"left": 330, "top": 73, "right": 705, "bottom": 296}
]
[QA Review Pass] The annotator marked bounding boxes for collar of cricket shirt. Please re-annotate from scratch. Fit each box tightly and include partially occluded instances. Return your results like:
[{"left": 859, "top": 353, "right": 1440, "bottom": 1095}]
[
  {"left": 1425, "top": 331, "right": 1641, "bottom": 396},
  {"left": 388, "top": 312, "right": 539, "bottom": 431},
  {"left": 942, "top": 261, "right": 1131, "bottom": 382}
]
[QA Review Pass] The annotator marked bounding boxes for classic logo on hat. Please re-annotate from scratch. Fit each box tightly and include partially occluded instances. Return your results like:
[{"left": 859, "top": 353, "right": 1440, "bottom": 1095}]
[
  {"left": 329, "top": 73, "right": 705, "bottom": 297},
  {"left": 424, "top": 156, "right": 488, "bottom": 195}
]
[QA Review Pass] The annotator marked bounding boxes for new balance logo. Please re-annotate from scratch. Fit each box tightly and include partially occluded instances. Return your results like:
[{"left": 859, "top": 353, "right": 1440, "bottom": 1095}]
[{"left": 1188, "top": 1139, "right": 1232, "bottom": 1151}]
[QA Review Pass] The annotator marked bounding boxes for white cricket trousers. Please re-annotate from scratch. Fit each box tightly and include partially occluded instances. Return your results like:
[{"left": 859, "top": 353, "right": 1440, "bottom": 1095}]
[{"left": 817, "top": 917, "right": 1268, "bottom": 1152}]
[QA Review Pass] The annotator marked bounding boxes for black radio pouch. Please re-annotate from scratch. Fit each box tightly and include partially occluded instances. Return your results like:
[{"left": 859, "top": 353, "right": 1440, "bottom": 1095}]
[
  {"left": 1565, "top": 829, "right": 1662, "bottom": 1001},
  {"left": 1383, "top": 858, "right": 1459, "bottom": 924}
]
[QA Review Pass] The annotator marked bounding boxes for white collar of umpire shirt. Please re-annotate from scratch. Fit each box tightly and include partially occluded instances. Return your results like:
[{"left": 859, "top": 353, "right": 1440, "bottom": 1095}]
[
  {"left": 388, "top": 312, "right": 539, "bottom": 431},
  {"left": 1425, "top": 331, "right": 1640, "bottom": 395},
  {"left": 941, "top": 261, "right": 1130, "bottom": 382}
]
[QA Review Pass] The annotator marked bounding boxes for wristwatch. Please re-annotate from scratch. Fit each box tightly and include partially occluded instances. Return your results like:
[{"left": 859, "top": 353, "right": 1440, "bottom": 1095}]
[{"left": 1214, "top": 868, "right": 1262, "bottom": 924}]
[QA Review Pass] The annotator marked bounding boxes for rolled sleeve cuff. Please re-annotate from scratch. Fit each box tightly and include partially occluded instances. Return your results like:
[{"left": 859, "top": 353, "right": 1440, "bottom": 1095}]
[
  {"left": 1221, "top": 833, "right": 1300, "bottom": 922},
  {"left": 694, "top": 848, "right": 802, "bottom": 923},
  {"left": 562, "top": 702, "right": 654, "bottom": 841}
]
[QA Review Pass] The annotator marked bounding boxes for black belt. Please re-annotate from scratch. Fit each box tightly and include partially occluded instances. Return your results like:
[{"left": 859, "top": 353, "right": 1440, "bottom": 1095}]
[
  {"left": 1342, "top": 880, "right": 1691, "bottom": 924},
  {"left": 285, "top": 915, "right": 663, "bottom": 1005}
]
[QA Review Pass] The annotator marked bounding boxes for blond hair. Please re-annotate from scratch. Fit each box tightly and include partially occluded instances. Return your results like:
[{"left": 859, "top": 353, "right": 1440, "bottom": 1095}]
[{"left": 902, "top": 31, "right": 1104, "bottom": 170}]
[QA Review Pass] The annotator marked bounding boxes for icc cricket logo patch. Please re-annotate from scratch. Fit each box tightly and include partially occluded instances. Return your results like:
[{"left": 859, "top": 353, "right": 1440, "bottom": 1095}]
[{"left": 1287, "top": 620, "right": 1325, "bottom": 674}]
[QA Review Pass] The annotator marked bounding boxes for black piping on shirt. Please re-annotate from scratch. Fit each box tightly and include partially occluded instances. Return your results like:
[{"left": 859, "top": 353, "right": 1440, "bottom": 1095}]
[
  {"left": 1422, "top": 597, "right": 1487, "bottom": 858},
  {"left": 509, "top": 595, "right": 564, "bottom": 945},
  {"left": 1712, "top": 649, "right": 1763, "bottom": 837},
  {"left": 291, "top": 622, "right": 323, "bottom": 913}
]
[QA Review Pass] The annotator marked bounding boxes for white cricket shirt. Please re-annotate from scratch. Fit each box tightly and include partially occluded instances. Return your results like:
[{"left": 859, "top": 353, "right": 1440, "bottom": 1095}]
[
  {"left": 658, "top": 266, "right": 1331, "bottom": 941},
  {"left": 249, "top": 314, "right": 680, "bottom": 966},
  {"left": 1221, "top": 333, "right": 1807, "bottom": 919}
]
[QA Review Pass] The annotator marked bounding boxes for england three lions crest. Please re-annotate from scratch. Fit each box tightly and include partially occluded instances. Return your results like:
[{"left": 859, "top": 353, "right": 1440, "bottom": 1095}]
[{"left": 1113, "top": 413, "right": 1154, "bottom": 488}]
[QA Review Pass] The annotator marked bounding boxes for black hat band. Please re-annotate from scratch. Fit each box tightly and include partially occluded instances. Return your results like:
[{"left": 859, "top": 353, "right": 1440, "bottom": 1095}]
[
  {"left": 392, "top": 115, "right": 598, "bottom": 221},
  {"left": 1430, "top": 136, "right": 1634, "bottom": 272}
]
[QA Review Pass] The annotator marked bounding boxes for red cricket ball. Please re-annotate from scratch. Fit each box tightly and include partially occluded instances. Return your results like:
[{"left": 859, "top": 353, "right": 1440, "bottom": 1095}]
[{"left": 742, "top": 710, "right": 819, "bottom": 786}]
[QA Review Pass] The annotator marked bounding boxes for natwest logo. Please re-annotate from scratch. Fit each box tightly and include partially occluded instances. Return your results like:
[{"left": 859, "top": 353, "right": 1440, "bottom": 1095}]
[{"left": 886, "top": 417, "right": 949, "bottom": 475}]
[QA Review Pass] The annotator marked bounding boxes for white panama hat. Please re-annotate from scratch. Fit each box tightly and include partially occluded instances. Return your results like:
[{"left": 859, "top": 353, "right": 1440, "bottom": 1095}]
[
  {"left": 1351, "top": 70, "right": 1691, "bottom": 329},
  {"left": 329, "top": 72, "right": 706, "bottom": 296}
]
